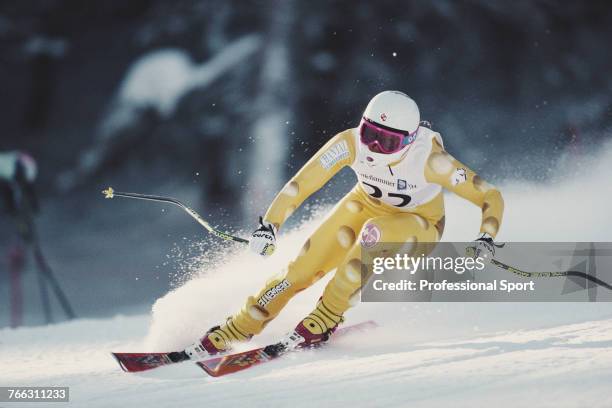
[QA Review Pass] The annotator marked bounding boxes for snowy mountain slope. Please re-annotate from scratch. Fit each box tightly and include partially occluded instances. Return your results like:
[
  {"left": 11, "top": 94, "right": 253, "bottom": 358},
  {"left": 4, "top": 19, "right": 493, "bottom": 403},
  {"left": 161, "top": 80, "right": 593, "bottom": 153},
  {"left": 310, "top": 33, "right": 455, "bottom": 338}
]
[{"left": 1, "top": 315, "right": 612, "bottom": 408}]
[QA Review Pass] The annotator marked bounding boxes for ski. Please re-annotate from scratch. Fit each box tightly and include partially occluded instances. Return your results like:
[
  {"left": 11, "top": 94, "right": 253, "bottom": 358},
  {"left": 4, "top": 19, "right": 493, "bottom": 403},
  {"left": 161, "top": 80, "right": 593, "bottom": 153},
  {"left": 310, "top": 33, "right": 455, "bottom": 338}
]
[
  {"left": 196, "top": 320, "right": 378, "bottom": 377},
  {"left": 112, "top": 320, "right": 377, "bottom": 373},
  {"left": 111, "top": 351, "right": 189, "bottom": 373}
]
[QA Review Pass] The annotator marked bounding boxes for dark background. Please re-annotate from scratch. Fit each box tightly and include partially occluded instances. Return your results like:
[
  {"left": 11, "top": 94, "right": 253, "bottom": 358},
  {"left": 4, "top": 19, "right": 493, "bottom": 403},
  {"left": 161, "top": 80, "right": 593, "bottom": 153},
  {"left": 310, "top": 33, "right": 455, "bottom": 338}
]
[{"left": 1, "top": 0, "right": 611, "bottom": 326}]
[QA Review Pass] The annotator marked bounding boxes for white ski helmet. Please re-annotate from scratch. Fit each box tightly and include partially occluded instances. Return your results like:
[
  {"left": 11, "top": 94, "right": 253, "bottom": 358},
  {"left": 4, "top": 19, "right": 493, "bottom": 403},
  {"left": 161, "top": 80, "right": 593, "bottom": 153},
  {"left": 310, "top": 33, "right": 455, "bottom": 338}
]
[
  {"left": 363, "top": 90, "right": 420, "bottom": 133},
  {"left": 359, "top": 91, "right": 420, "bottom": 167}
]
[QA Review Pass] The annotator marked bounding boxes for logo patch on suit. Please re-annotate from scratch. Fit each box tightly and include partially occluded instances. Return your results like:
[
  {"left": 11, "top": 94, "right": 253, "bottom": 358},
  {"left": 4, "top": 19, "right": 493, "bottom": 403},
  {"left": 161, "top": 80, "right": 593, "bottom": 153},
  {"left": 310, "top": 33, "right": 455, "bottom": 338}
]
[
  {"left": 451, "top": 168, "right": 467, "bottom": 186},
  {"left": 397, "top": 179, "right": 416, "bottom": 191},
  {"left": 361, "top": 223, "right": 381, "bottom": 248},
  {"left": 319, "top": 140, "right": 350, "bottom": 170},
  {"left": 257, "top": 279, "right": 291, "bottom": 307}
]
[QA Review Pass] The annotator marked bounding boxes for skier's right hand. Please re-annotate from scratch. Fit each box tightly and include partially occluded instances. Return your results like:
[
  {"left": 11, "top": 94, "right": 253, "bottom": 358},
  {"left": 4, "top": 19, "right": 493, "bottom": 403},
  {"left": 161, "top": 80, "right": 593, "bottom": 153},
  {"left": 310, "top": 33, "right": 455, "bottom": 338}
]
[
  {"left": 249, "top": 217, "right": 277, "bottom": 257},
  {"left": 466, "top": 233, "right": 503, "bottom": 264}
]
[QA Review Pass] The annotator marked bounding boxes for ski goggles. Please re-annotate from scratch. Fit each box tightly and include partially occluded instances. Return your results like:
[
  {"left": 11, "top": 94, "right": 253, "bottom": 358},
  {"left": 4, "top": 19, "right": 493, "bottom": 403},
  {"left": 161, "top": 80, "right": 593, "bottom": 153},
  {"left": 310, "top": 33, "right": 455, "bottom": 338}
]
[{"left": 359, "top": 118, "right": 417, "bottom": 154}]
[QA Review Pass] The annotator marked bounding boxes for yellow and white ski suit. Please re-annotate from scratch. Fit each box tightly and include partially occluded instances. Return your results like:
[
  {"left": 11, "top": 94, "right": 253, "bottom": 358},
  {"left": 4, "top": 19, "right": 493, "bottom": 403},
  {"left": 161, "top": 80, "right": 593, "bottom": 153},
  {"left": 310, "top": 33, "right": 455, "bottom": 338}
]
[{"left": 208, "top": 126, "right": 504, "bottom": 346}]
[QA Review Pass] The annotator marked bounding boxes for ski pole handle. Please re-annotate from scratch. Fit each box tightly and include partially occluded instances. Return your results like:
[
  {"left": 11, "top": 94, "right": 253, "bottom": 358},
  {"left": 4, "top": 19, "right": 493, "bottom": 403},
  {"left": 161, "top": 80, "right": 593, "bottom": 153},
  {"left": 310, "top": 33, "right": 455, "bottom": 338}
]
[{"left": 102, "top": 187, "right": 249, "bottom": 244}]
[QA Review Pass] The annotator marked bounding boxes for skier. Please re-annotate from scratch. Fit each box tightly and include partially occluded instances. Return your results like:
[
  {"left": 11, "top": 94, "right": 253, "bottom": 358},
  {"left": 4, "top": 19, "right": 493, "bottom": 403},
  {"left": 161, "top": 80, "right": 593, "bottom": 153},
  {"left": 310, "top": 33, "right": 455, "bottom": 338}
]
[
  {"left": 183, "top": 91, "right": 504, "bottom": 359},
  {"left": 0, "top": 151, "right": 39, "bottom": 327},
  {"left": 1, "top": 151, "right": 76, "bottom": 325}
]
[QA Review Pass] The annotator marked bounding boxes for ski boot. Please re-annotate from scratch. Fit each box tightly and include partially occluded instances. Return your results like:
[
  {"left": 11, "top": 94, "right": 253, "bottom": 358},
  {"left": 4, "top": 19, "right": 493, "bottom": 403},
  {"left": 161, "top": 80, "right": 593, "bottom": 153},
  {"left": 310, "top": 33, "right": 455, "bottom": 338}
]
[
  {"left": 265, "top": 300, "right": 344, "bottom": 357},
  {"left": 169, "top": 323, "right": 240, "bottom": 362}
]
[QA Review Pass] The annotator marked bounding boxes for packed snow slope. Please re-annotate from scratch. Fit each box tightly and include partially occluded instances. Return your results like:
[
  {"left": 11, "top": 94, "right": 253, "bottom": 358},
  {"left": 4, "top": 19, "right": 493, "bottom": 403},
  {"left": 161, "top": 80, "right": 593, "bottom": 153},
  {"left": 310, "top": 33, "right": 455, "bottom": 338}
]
[
  {"left": 2, "top": 141, "right": 612, "bottom": 407},
  {"left": 2, "top": 315, "right": 612, "bottom": 408}
]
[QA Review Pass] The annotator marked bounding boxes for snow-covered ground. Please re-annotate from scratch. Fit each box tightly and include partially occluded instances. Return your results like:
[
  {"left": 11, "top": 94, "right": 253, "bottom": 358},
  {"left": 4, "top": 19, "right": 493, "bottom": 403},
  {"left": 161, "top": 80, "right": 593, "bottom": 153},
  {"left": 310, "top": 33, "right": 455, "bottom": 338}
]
[
  {"left": 2, "top": 314, "right": 612, "bottom": 407},
  {"left": 2, "top": 142, "right": 612, "bottom": 407}
]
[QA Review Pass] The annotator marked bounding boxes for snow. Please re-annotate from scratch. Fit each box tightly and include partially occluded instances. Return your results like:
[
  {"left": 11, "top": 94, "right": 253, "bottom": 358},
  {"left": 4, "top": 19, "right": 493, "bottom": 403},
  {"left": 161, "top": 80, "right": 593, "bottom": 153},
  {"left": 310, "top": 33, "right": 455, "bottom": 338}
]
[
  {"left": 101, "top": 34, "right": 261, "bottom": 139},
  {"left": 57, "top": 35, "right": 262, "bottom": 191},
  {"left": 4, "top": 140, "right": 612, "bottom": 406},
  {"left": 2, "top": 314, "right": 612, "bottom": 407},
  {"left": 118, "top": 49, "right": 194, "bottom": 117},
  {"left": 116, "top": 35, "right": 261, "bottom": 118}
]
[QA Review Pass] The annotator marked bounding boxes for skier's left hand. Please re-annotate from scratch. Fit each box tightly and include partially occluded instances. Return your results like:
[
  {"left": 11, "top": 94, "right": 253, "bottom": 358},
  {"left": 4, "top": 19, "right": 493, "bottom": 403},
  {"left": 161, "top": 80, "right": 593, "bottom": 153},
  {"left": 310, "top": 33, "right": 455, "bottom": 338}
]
[
  {"left": 249, "top": 217, "right": 277, "bottom": 257},
  {"left": 466, "top": 233, "right": 499, "bottom": 264}
]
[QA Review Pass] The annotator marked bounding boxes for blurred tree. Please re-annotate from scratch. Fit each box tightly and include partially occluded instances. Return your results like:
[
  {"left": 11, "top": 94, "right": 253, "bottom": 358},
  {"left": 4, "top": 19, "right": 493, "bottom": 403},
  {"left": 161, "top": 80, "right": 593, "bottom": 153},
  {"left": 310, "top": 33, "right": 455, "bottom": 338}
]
[{"left": 0, "top": 0, "right": 609, "bottom": 200}]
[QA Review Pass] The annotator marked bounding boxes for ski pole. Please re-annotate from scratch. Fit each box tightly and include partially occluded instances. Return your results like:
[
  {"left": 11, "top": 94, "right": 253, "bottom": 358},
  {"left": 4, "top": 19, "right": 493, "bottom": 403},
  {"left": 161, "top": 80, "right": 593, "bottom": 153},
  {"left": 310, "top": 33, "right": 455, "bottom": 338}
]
[
  {"left": 102, "top": 187, "right": 249, "bottom": 244},
  {"left": 8, "top": 245, "right": 24, "bottom": 328},
  {"left": 22, "top": 217, "right": 54, "bottom": 324},
  {"left": 22, "top": 212, "right": 75, "bottom": 320},
  {"left": 105, "top": 187, "right": 612, "bottom": 291},
  {"left": 32, "top": 239, "right": 77, "bottom": 319},
  {"left": 490, "top": 257, "right": 612, "bottom": 291},
  {"left": 35, "top": 248, "right": 53, "bottom": 324}
]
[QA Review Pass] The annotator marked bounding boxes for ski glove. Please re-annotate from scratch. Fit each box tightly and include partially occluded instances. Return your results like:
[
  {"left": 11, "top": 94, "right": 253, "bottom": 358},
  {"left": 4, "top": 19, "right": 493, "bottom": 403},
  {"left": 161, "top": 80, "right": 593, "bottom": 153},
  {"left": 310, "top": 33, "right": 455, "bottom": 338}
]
[
  {"left": 466, "top": 233, "right": 503, "bottom": 264},
  {"left": 249, "top": 217, "right": 277, "bottom": 257}
]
